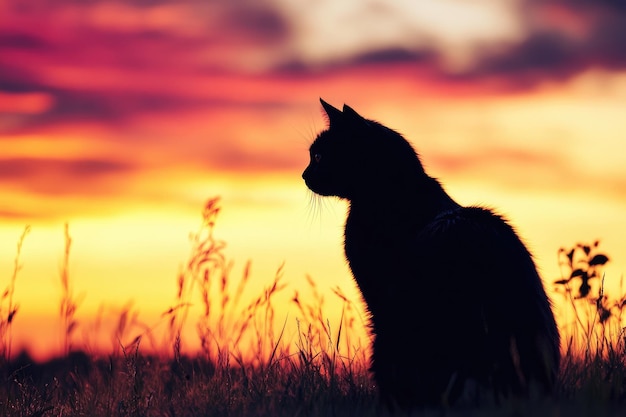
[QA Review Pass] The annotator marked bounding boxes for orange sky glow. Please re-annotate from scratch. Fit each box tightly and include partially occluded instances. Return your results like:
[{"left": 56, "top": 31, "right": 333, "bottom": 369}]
[{"left": 1, "top": 0, "right": 626, "bottom": 362}]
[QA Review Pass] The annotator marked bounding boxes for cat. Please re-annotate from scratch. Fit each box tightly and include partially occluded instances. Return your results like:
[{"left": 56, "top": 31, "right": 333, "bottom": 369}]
[{"left": 302, "top": 99, "right": 560, "bottom": 409}]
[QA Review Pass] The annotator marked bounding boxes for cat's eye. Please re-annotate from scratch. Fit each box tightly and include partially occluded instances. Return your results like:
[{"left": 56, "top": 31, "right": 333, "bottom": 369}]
[{"left": 313, "top": 153, "right": 322, "bottom": 163}]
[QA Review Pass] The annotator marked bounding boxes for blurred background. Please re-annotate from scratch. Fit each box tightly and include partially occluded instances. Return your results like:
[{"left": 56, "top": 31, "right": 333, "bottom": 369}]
[{"left": 1, "top": 0, "right": 625, "bottom": 360}]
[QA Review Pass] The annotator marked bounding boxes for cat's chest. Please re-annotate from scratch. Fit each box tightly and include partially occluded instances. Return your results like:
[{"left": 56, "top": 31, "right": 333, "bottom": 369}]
[{"left": 344, "top": 210, "right": 410, "bottom": 264}]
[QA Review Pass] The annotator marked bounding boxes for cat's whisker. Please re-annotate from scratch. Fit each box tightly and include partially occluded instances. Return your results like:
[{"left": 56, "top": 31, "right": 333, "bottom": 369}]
[
  {"left": 290, "top": 111, "right": 321, "bottom": 148},
  {"left": 305, "top": 190, "right": 324, "bottom": 228}
]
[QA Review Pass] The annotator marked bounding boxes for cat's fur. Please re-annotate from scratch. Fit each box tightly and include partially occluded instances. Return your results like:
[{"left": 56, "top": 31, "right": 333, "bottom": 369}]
[{"left": 302, "top": 99, "right": 560, "bottom": 409}]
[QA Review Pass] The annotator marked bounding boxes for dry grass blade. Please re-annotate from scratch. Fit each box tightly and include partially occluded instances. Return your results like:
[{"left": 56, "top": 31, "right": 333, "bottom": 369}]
[{"left": 1, "top": 225, "right": 30, "bottom": 364}]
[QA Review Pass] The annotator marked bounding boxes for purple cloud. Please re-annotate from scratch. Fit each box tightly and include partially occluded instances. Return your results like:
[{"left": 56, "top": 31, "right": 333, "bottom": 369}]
[
  {"left": 458, "top": 0, "right": 626, "bottom": 86},
  {"left": 0, "top": 157, "right": 136, "bottom": 196}
]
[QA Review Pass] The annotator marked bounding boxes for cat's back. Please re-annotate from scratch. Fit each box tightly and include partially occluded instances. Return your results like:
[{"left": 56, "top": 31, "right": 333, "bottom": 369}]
[
  {"left": 413, "top": 205, "right": 559, "bottom": 383},
  {"left": 417, "top": 205, "right": 538, "bottom": 276},
  {"left": 413, "top": 205, "right": 549, "bottom": 304},
  {"left": 393, "top": 205, "right": 559, "bottom": 399}
]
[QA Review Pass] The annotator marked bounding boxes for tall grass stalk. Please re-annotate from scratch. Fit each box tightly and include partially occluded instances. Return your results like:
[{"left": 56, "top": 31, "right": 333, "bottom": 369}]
[
  {"left": 59, "top": 222, "right": 82, "bottom": 356},
  {"left": 160, "top": 197, "right": 370, "bottom": 391},
  {"left": 0, "top": 225, "right": 30, "bottom": 364},
  {"left": 164, "top": 197, "right": 294, "bottom": 367}
]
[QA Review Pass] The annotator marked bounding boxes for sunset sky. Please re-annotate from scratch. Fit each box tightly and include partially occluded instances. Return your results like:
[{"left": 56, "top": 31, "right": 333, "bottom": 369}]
[{"left": 1, "top": 0, "right": 626, "bottom": 361}]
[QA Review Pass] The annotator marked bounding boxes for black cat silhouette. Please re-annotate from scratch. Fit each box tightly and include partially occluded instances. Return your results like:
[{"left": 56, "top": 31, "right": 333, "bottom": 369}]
[{"left": 302, "top": 99, "right": 560, "bottom": 409}]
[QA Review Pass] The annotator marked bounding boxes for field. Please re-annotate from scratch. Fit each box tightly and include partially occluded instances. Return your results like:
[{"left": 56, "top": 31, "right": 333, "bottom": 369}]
[{"left": 1, "top": 198, "right": 625, "bottom": 417}]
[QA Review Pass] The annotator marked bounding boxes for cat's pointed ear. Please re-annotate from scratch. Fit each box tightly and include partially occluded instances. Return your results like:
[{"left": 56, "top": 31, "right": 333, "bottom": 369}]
[
  {"left": 343, "top": 104, "right": 369, "bottom": 127},
  {"left": 320, "top": 98, "right": 343, "bottom": 127}
]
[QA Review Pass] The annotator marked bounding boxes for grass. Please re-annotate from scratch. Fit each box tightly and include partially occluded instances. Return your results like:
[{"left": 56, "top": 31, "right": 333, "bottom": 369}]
[
  {"left": 1, "top": 197, "right": 625, "bottom": 416},
  {"left": 0, "top": 225, "right": 29, "bottom": 365}
]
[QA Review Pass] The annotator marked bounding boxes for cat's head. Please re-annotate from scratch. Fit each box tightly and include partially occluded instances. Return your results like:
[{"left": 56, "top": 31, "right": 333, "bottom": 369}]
[{"left": 302, "top": 99, "right": 424, "bottom": 200}]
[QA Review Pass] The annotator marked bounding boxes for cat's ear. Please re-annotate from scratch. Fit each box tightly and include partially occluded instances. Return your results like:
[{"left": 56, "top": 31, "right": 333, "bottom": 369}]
[
  {"left": 320, "top": 98, "right": 343, "bottom": 127},
  {"left": 343, "top": 104, "right": 369, "bottom": 127}
]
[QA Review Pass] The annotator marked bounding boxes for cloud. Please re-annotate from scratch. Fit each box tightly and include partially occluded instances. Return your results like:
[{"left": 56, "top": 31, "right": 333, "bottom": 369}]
[
  {"left": 0, "top": 0, "right": 294, "bottom": 132},
  {"left": 458, "top": 0, "right": 626, "bottom": 87},
  {"left": 277, "top": 0, "right": 626, "bottom": 87},
  {"left": 0, "top": 83, "right": 219, "bottom": 134},
  {"left": 275, "top": 46, "right": 440, "bottom": 76},
  {"left": 0, "top": 32, "right": 50, "bottom": 50},
  {"left": 426, "top": 144, "right": 626, "bottom": 200},
  {"left": 460, "top": 31, "right": 580, "bottom": 87},
  {"left": 430, "top": 146, "right": 563, "bottom": 175},
  {"left": 217, "top": 1, "right": 289, "bottom": 45},
  {"left": 1, "top": 0, "right": 624, "bottom": 178},
  {"left": 0, "top": 157, "right": 136, "bottom": 196},
  {"left": 350, "top": 48, "right": 437, "bottom": 66},
  {"left": 6, "top": 0, "right": 626, "bottom": 126},
  {"left": 205, "top": 141, "right": 302, "bottom": 173},
  {"left": 279, "top": 0, "right": 521, "bottom": 70},
  {"left": 268, "top": 0, "right": 626, "bottom": 90}
]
